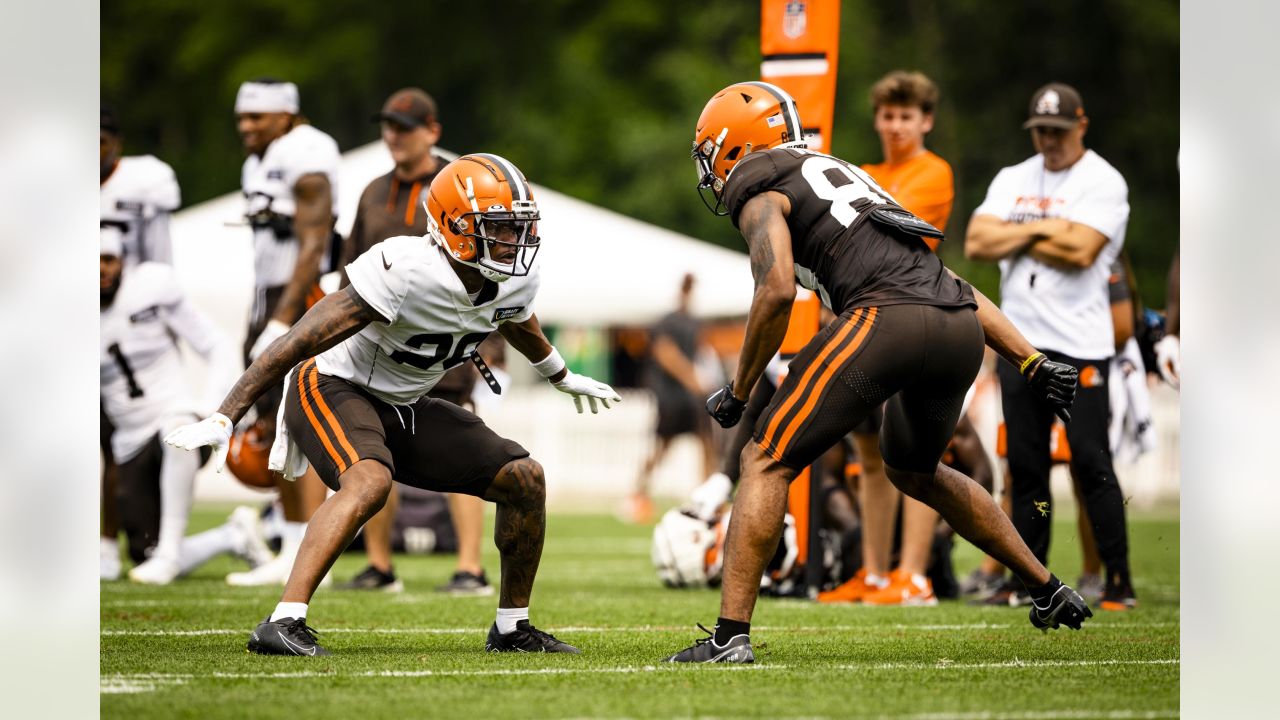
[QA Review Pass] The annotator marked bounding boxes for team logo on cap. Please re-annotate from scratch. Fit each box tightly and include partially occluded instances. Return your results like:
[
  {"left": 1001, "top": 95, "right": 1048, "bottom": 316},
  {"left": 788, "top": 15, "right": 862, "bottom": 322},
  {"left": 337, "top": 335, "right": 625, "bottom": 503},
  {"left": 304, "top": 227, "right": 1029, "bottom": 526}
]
[
  {"left": 1035, "top": 89, "right": 1061, "bottom": 115},
  {"left": 783, "top": 1, "right": 806, "bottom": 39}
]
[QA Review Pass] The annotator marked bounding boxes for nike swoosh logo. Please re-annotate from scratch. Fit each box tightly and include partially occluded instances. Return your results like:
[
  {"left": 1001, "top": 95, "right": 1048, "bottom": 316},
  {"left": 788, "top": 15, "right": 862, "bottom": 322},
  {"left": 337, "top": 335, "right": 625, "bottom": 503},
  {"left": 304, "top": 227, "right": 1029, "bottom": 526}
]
[
  {"left": 382, "top": 252, "right": 393, "bottom": 270},
  {"left": 279, "top": 632, "right": 316, "bottom": 656}
]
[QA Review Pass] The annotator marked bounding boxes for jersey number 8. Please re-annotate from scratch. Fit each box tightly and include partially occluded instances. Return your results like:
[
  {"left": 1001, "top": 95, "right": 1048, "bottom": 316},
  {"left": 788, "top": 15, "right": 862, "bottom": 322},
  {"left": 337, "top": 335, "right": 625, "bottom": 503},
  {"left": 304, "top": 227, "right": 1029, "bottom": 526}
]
[{"left": 798, "top": 153, "right": 894, "bottom": 228}]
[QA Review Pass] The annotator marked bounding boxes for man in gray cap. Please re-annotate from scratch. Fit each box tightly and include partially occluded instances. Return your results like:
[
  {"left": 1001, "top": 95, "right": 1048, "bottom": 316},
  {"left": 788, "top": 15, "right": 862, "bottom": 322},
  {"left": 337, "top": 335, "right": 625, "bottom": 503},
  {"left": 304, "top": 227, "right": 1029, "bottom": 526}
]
[{"left": 965, "top": 83, "right": 1136, "bottom": 611}]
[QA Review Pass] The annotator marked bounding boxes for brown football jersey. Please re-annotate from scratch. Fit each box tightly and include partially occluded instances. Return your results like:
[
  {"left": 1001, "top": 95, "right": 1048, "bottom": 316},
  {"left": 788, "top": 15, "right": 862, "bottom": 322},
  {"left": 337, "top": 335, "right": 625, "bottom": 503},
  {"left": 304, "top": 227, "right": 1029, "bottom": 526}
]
[{"left": 723, "top": 147, "right": 975, "bottom": 313}]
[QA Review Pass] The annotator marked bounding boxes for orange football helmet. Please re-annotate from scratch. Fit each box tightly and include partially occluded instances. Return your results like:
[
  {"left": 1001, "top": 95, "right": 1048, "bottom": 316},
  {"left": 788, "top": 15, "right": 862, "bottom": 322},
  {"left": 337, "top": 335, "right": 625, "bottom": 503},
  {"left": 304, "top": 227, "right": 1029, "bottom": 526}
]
[
  {"left": 424, "top": 153, "right": 540, "bottom": 282},
  {"left": 225, "top": 419, "right": 277, "bottom": 490},
  {"left": 692, "top": 81, "right": 806, "bottom": 215}
]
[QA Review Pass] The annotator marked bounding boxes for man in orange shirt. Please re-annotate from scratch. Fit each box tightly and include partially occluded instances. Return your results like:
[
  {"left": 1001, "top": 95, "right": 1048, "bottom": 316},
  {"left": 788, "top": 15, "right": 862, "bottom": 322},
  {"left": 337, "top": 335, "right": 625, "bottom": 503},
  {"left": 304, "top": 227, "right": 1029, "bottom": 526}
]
[{"left": 821, "top": 70, "right": 960, "bottom": 606}]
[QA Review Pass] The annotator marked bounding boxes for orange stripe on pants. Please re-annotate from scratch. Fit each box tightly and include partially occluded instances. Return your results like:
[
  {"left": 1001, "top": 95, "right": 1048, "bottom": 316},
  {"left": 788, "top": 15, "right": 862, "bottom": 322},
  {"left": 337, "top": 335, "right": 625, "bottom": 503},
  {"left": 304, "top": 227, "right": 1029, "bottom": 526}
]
[
  {"left": 306, "top": 362, "right": 360, "bottom": 465},
  {"left": 760, "top": 308, "right": 865, "bottom": 455},
  {"left": 296, "top": 359, "right": 349, "bottom": 474},
  {"left": 773, "top": 307, "right": 878, "bottom": 457}
]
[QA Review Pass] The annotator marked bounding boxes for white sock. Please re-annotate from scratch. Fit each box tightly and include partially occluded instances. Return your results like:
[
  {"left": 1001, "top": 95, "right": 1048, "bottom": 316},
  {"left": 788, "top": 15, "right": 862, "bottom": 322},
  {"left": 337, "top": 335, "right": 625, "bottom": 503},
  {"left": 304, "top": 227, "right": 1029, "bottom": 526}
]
[
  {"left": 282, "top": 521, "right": 306, "bottom": 550},
  {"left": 270, "top": 602, "right": 308, "bottom": 622},
  {"left": 495, "top": 607, "right": 529, "bottom": 634},
  {"left": 155, "top": 441, "right": 197, "bottom": 560},
  {"left": 101, "top": 536, "right": 119, "bottom": 557},
  {"left": 176, "top": 525, "right": 237, "bottom": 576}
]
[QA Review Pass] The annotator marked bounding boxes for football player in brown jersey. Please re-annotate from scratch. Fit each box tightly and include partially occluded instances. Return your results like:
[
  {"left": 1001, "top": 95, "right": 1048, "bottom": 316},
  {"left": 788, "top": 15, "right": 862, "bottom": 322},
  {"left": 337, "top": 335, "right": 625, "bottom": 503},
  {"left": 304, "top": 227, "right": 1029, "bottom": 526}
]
[{"left": 666, "top": 82, "right": 1089, "bottom": 663}]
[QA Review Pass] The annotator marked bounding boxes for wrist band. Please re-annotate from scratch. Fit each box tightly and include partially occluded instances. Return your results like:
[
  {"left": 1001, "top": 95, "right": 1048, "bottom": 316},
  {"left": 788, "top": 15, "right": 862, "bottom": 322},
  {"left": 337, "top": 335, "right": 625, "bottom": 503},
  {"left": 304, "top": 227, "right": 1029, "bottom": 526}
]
[
  {"left": 1020, "top": 352, "right": 1045, "bottom": 376},
  {"left": 531, "top": 348, "right": 566, "bottom": 379}
]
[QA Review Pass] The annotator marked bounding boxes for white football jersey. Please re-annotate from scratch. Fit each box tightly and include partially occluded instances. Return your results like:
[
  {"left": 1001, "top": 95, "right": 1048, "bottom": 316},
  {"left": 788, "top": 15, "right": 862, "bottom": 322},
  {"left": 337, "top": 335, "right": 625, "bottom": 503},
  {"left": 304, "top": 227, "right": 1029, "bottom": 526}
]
[
  {"left": 316, "top": 236, "right": 540, "bottom": 406},
  {"left": 241, "top": 124, "right": 340, "bottom": 290},
  {"left": 973, "top": 149, "right": 1129, "bottom": 360},
  {"left": 101, "top": 263, "right": 230, "bottom": 461},
  {"left": 100, "top": 155, "right": 181, "bottom": 267}
]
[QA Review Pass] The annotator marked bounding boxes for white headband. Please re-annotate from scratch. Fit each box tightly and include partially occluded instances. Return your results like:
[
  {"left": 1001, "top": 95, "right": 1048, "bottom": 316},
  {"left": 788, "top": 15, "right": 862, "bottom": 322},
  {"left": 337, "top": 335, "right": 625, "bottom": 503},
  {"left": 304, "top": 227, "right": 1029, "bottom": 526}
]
[
  {"left": 235, "top": 81, "right": 300, "bottom": 114},
  {"left": 101, "top": 225, "right": 124, "bottom": 257}
]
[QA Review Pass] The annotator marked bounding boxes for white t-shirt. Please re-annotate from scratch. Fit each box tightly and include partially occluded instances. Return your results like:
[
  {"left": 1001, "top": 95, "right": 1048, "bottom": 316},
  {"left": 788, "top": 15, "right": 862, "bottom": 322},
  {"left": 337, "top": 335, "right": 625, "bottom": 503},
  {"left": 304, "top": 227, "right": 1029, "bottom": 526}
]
[
  {"left": 100, "top": 155, "right": 181, "bottom": 267},
  {"left": 101, "top": 263, "right": 230, "bottom": 461},
  {"left": 316, "top": 236, "right": 540, "bottom": 406},
  {"left": 973, "top": 149, "right": 1129, "bottom": 360},
  {"left": 241, "top": 124, "right": 341, "bottom": 289}
]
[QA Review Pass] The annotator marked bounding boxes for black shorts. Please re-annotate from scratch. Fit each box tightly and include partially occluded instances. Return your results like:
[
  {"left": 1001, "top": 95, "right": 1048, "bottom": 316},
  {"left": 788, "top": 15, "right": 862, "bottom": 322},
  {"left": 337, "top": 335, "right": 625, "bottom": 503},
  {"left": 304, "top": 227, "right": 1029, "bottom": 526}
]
[
  {"left": 753, "top": 304, "right": 984, "bottom": 473},
  {"left": 654, "top": 390, "right": 706, "bottom": 439},
  {"left": 283, "top": 358, "right": 529, "bottom": 495}
]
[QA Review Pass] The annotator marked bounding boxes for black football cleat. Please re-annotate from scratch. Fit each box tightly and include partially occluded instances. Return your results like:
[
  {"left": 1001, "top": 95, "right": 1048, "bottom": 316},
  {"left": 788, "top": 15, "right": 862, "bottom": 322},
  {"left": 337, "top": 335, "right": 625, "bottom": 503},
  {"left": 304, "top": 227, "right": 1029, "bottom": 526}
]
[
  {"left": 485, "top": 620, "right": 581, "bottom": 653},
  {"left": 247, "top": 617, "right": 331, "bottom": 656},
  {"left": 663, "top": 623, "right": 755, "bottom": 663},
  {"left": 1029, "top": 583, "right": 1094, "bottom": 631}
]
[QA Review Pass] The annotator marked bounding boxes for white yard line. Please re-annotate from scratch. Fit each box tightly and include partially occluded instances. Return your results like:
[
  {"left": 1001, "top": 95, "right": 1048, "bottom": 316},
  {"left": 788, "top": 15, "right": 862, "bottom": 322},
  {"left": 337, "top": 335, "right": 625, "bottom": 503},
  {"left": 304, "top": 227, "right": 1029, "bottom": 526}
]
[{"left": 102, "top": 621, "right": 1178, "bottom": 637}]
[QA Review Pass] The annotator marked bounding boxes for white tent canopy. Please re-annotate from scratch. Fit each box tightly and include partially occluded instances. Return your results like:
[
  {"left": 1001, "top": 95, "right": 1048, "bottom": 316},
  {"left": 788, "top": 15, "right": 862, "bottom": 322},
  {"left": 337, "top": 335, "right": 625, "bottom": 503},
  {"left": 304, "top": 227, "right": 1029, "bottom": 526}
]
[{"left": 169, "top": 142, "right": 752, "bottom": 330}]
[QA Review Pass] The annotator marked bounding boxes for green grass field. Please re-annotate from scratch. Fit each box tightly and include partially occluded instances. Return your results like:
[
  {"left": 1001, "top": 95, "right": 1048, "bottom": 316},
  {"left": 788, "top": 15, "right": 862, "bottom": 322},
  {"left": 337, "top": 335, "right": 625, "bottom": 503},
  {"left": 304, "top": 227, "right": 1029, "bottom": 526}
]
[{"left": 102, "top": 504, "right": 1179, "bottom": 719}]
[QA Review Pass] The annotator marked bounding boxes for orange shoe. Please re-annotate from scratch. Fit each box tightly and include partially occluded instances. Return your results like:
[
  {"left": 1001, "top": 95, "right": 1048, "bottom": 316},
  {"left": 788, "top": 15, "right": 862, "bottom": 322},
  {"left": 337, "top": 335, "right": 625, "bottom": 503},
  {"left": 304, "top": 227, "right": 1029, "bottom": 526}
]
[
  {"left": 619, "top": 493, "right": 654, "bottom": 524},
  {"left": 862, "top": 568, "right": 939, "bottom": 606},
  {"left": 817, "top": 569, "right": 888, "bottom": 604}
]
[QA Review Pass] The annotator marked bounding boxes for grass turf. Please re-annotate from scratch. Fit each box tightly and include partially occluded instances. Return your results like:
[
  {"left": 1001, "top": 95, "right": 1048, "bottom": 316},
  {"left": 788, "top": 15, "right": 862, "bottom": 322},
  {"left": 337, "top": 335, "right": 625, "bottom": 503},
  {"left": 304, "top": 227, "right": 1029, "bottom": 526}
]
[{"left": 102, "top": 504, "right": 1178, "bottom": 719}]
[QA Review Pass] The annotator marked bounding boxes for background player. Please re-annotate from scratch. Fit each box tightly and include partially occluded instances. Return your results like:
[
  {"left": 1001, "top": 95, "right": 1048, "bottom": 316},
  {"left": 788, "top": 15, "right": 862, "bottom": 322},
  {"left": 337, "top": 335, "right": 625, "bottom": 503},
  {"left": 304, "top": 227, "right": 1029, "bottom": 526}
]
[
  {"left": 101, "top": 228, "right": 265, "bottom": 583},
  {"left": 226, "top": 78, "right": 341, "bottom": 587},
  {"left": 100, "top": 104, "right": 182, "bottom": 580},
  {"left": 166, "top": 154, "right": 620, "bottom": 656}
]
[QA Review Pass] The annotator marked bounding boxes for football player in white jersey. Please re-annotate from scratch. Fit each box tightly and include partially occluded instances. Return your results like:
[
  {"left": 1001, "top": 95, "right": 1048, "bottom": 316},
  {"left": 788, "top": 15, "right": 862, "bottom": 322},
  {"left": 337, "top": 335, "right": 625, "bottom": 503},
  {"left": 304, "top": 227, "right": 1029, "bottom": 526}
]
[
  {"left": 101, "top": 227, "right": 271, "bottom": 584},
  {"left": 166, "top": 154, "right": 621, "bottom": 656},
  {"left": 226, "top": 78, "right": 341, "bottom": 587},
  {"left": 100, "top": 104, "right": 180, "bottom": 267},
  {"left": 99, "top": 105, "right": 182, "bottom": 579}
]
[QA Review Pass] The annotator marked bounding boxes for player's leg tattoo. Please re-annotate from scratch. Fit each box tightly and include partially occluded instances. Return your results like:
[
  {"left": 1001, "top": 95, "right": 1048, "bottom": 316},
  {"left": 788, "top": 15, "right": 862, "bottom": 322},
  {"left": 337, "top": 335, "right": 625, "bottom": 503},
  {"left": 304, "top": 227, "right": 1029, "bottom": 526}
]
[
  {"left": 486, "top": 457, "right": 547, "bottom": 608},
  {"left": 718, "top": 444, "right": 797, "bottom": 622},
  {"left": 885, "top": 462, "right": 1049, "bottom": 587}
]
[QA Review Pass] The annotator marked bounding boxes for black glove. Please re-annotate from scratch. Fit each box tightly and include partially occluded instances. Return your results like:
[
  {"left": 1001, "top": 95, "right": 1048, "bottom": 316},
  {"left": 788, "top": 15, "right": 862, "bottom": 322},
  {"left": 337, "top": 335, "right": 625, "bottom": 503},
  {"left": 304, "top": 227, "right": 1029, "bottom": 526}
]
[
  {"left": 1023, "top": 353, "right": 1078, "bottom": 423},
  {"left": 706, "top": 383, "right": 748, "bottom": 428}
]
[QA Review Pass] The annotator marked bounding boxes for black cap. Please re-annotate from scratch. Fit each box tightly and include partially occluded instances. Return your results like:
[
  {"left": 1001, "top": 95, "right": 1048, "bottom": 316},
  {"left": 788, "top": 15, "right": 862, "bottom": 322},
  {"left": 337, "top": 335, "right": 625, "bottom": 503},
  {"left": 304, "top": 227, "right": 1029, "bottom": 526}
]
[
  {"left": 1023, "top": 83, "right": 1085, "bottom": 130},
  {"left": 372, "top": 88, "right": 438, "bottom": 129}
]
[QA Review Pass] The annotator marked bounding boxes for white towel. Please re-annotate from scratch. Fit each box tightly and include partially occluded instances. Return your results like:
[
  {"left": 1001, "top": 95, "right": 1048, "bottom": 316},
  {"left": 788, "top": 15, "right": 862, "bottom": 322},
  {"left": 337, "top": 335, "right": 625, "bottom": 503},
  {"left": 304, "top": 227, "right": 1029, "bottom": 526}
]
[
  {"left": 1108, "top": 338, "right": 1157, "bottom": 463},
  {"left": 267, "top": 374, "right": 309, "bottom": 481}
]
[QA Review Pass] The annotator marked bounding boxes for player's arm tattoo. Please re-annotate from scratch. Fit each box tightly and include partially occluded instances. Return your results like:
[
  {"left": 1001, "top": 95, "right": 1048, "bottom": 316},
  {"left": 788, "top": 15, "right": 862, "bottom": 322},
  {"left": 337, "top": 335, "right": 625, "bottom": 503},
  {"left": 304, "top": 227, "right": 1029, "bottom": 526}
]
[
  {"left": 217, "top": 286, "right": 379, "bottom": 423},
  {"left": 486, "top": 458, "right": 547, "bottom": 608},
  {"left": 272, "top": 172, "right": 333, "bottom": 325},
  {"left": 742, "top": 197, "right": 778, "bottom": 289},
  {"left": 733, "top": 192, "right": 796, "bottom": 400}
]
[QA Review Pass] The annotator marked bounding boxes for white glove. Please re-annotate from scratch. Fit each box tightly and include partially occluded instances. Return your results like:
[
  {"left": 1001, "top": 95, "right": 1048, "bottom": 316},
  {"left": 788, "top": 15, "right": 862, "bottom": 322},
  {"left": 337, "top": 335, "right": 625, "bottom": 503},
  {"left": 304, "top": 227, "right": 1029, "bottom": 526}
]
[
  {"left": 163, "top": 413, "right": 233, "bottom": 472},
  {"left": 552, "top": 372, "right": 622, "bottom": 414},
  {"left": 1154, "top": 335, "right": 1180, "bottom": 389},
  {"left": 690, "top": 472, "right": 733, "bottom": 522},
  {"left": 248, "top": 319, "right": 290, "bottom": 361}
]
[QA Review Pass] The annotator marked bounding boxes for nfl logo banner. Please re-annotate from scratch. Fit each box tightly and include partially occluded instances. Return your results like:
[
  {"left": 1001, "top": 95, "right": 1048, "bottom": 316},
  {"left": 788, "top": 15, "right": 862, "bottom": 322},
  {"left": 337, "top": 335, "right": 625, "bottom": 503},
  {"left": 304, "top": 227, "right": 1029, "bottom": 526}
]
[{"left": 783, "top": 1, "right": 807, "bottom": 39}]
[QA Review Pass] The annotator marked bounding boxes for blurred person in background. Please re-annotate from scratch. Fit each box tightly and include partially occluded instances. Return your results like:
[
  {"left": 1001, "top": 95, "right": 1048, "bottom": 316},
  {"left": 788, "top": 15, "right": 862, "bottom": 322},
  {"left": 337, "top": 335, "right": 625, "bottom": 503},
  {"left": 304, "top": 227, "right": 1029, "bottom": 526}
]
[
  {"left": 225, "top": 78, "right": 341, "bottom": 587},
  {"left": 667, "top": 81, "right": 1088, "bottom": 663},
  {"left": 824, "top": 70, "right": 962, "bottom": 607},
  {"left": 101, "top": 228, "right": 269, "bottom": 584},
  {"left": 964, "top": 83, "right": 1136, "bottom": 610},
  {"left": 332, "top": 87, "right": 493, "bottom": 596},
  {"left": 1154, "top": 251, "right": 1179, "bottom": 387},
  {"left": 166, "top": 154, "right": 620, "bottom": 657},
  {"left": 627, "top": 273, "right": 716, "bottom": 524},
  {"left": 99, "top": 104, "right": 182, "bottom": 580}
]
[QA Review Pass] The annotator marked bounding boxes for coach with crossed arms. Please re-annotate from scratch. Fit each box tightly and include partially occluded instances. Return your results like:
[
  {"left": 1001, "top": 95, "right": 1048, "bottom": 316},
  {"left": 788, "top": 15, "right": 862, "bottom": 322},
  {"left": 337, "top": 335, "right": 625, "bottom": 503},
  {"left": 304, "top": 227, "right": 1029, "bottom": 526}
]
[{"left": 965, "top": 83, "right": 1136, "bottom": 610}]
